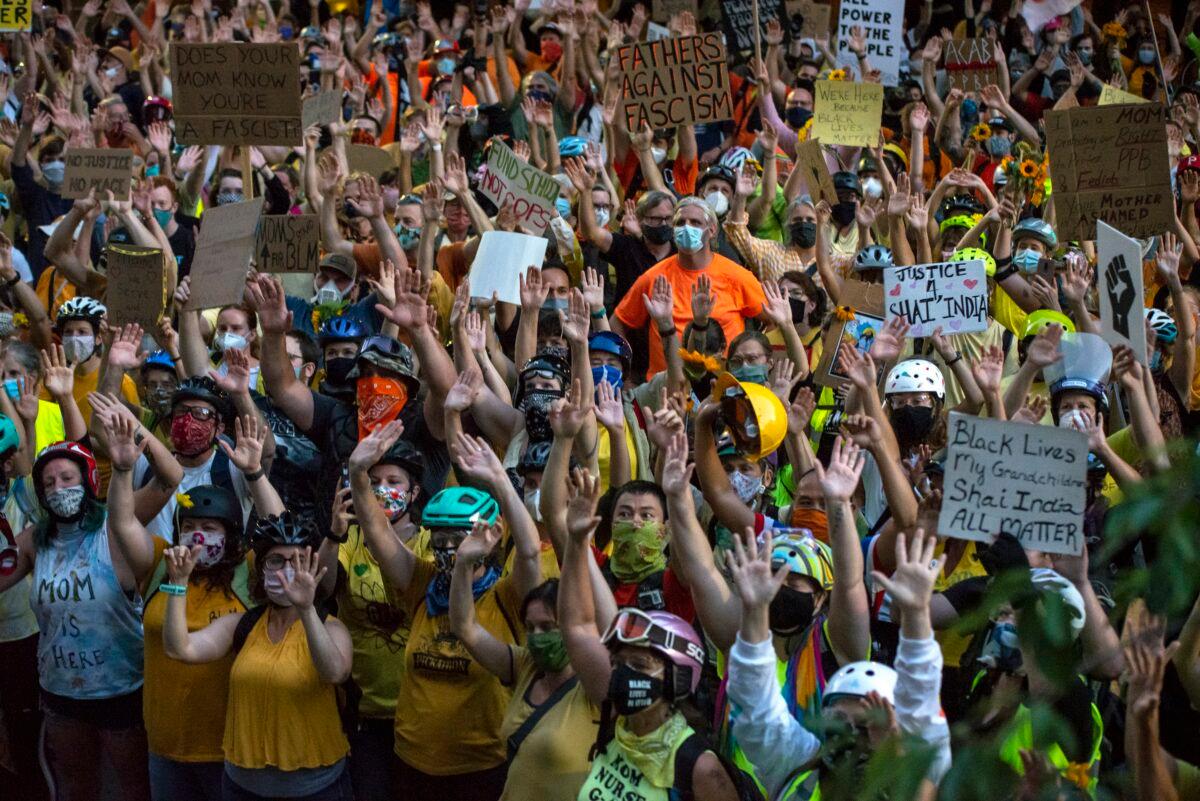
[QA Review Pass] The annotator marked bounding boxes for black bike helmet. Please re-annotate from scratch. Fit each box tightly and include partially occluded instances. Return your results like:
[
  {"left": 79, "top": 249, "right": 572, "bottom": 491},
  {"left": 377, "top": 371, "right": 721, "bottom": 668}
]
[
  {"left": 175, "top": 484, "right": 244, "bottom": 542},
  {"left": 172, "top": 376, "right": 233, "bottom": 426},
  {"left": 517, "top": 441, "right": 553, "bottom": 475},
  {"left": 251, "top": 510, "right": 322, "bottom": 553},
  {"left": 377, "top": 440, "right": 425, "bottom": 483}
]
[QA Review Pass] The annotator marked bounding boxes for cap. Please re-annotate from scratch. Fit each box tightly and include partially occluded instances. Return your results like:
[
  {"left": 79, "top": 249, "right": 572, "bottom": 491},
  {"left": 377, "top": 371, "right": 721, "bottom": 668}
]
[
  {"left": 319, "top": 252, "right": 357, "bottom": 279},
  {"left": 432, "top": 38, "right": 460, "bottom": 54},
  {"left": 102, "top": 46, "right": 134, "bottom": 72},
  {"left": 536, "top": 21, "right": 563, "bottom": 36}
]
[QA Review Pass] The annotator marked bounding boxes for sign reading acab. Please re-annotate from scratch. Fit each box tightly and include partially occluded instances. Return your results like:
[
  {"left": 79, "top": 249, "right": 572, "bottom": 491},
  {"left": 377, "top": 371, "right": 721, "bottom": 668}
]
[{"left": 0, "top": 0, "right": 33, "bottom": 31}]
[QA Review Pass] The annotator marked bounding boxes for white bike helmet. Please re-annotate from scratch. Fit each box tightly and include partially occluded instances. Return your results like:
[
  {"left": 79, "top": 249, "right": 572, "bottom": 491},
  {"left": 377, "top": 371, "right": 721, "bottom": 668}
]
[
  {"left": 1029, "top": 568, "right": 1086, "bottom": 638},
  {"left": 884, "top": 358, "right": 945, "bottom": 401},
  {"left": 822, "top": 661, "right": 898, "bottom": 706},
  {"left": 54, "top": 296, "right": 107, "bottom": 331}
]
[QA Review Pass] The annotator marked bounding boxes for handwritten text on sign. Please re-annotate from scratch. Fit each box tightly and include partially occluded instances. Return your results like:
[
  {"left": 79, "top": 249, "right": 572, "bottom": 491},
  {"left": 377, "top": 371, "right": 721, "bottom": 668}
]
[
  {"left": 615, "top": 34, "right": 732, "bottom": 131},
  {"left": 170, "top": 44, "right": 302, "bottom": 146},
  {"left": 938, "top": 413, "right": 1087, "bottom": 555},
  {"left": 883, "top": 259, "right": 988, "bottom": 337},
  {"left": 256, "top": 215, "right": 319, "bottom": 274},
  {"left": 0, "top": 0, "right": 32, "bottom": 31},
  {"left": 836, "top": 0, "right": 903, "bottom": 85},
  {"left": 719, "top": 0, "right": 782, "bottom": 52},
  {"left": 64, "top": 149, "right": 134, "bottom": 201},
  {"left": 809, "top": 80, "right": 884, "bottom": 147},
  {"left": 1044, "top": 103, "right": 1172, "bottom": 240},
  {"left": 479, "top": 140, "right": 560, "bottom": 235}
]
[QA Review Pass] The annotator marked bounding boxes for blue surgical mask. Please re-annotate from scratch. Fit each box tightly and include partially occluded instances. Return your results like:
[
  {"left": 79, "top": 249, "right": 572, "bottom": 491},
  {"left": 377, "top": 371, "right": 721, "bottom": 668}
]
[
  {"left": 1138, "top": 49, "right": 1155, "bottom": 65},
  {"left": 731, "top": 363, "right": 769, "bottom": 384},
  {"left": 1077, "top": 49, "right": 1093, "bottom": 66},
  {"left": 437, "top": 57, "right": 456, "bottom": 75},
  {"left": 555, "top": 197, "right": 571, "bottom": 218},
  {"left": 41, "top": 160, "right": 66, "bottom": 185},
  {"left": 2, "top": 378, "right": 19, "bottom": 401},
  {"left": 961, "top": 97, "right": 978, "bottom": 119},
  {"left": 395, "top": 225, "right": 422, "bottom": 249},
  {"left": 591, "top": 365, "right": 623, "bottom": 390},
  {"left": 987, "top": 135, "right": 1011, "bottom": 157},
  {"left": 673, "top": 224, "right": 705, "bottom": 253},
  {"left": 145, "top": 164, "right": 161, "bottom": 177},
  {"left": 279, "top": 24, "right": 293, "bottom": 39},
  {"left": 1013, "top": 249, "right": 1041, "bottom": 273},
  {"left": 152, "top": 207, "right": 173, "bottom": 228},
  {"left": 1149, "top": 350, "right": 1164, "bottom": 372}
]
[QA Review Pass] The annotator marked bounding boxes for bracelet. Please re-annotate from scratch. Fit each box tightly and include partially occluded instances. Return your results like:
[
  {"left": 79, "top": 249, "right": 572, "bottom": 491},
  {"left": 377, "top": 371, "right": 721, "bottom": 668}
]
[
  {"left": 431, "top": 143, "right": 442, "bottom": 151},
  {"left": 590, "top": 307, "right": 606, "bottom": 319},
  {"left": 160, "top": 583, "right": 187, "bottom": 596},
  {"left": 945, "top": 353, "right": 962, "bottom": 366},
  {"left": 244, "top": 468, "right": 265, "bottom": 482},
  {"left": 691, "top": 320, "right": 709, "bottom": 331},
  {"left": 2, "top": 274, "right": 18, "bottom": 290},
  {"left": 658, "top": 327, "right": 677, "bottom": 339}
]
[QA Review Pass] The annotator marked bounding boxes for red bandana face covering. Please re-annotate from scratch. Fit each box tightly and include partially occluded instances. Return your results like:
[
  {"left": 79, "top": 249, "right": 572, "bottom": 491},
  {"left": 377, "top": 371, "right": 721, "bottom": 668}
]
[
  {"left": 171, "top": 413, "right": 217, "bottom": 456},
  {"left": 357, "top": 377, "right": 409, "bottom": 440}
]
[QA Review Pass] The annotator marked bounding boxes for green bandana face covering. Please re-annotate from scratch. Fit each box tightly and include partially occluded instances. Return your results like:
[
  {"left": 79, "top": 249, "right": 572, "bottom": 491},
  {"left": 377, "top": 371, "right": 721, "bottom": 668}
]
[
  {"left": 526, "top": 629, "right": 570, "bottom": 673},
  {"left": 609, "top": 520, "right": 667, "bottom": 583}
]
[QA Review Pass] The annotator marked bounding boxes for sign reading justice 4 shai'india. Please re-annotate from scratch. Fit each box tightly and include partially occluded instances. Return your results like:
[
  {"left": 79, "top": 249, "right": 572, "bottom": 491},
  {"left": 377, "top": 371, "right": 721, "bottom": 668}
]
[{"left": 616, "top": 33, "right": 732, "bottom": 131}]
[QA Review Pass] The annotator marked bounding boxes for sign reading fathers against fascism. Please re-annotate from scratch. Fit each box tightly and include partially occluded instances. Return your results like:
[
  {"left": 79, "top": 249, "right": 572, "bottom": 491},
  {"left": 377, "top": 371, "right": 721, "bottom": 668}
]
[
  {"left": 615, "top": 34, "right": 732, "bottom": 131},
  {"left": 1044, "top": 102, "right": 1173, "bottom": 241},
  {"left": 479, "top": 140, "right": 560, "bottom": 235},
  {"left": 938, "top": 412, "right": 1087, "bottom": 555},
  {"left": 256, "top": 214, "right": 319, "bottom": 274},
  {"left": 883, "top": 259, "right": 988, "bottom": 338},
  {"left": 836, "top": 0, "right": 903, "bottom": 85},
  {"left": 809, "top": 80, "right": 884, "bottom": 147},
  {"left": 63, "top": 148, "right": 134, "bottom": 200},
  {"left": 170, "top": 43, "right": 302, "bottom": 146},
  {"left": 0, "top": 0, "right": 33, "bottom": 31}
]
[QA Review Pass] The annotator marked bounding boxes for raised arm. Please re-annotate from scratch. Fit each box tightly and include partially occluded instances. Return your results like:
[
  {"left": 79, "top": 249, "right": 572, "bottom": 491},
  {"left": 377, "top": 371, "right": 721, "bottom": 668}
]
[
  {"left": 246, "top": 274, "right": 314, "bottom": 431},
  {"left": 348, "top": 421, "right": 418, "bottom": 591},
  {"left": 104, "top": 414, "right": 158, "bottom": 584},
  {"left": 816, "top": 435, "right": 870, "bottom": 664},
  {"left": 450, "top": 518, "right": 517, "bottom": 683},
  {"left": 162, "top": 545, "right": 243, "bottom": 663}
]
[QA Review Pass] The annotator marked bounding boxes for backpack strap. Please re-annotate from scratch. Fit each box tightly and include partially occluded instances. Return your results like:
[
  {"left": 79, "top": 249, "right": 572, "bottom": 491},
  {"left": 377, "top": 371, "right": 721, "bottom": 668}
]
[
  {"left": 671, "top": 732, "right": 710, "bottom": 801},
  {"left": 232, "top": 604, "right": 269, "bottom": 653},
  {"left": 229, "top": 560, "right": 254, "bottom": 612},
  {"left": 210, "top": 444, "right": 236, "bottom": 494},
  {"left": 506, "top": 675, "right": 579, "bottom": 761}
]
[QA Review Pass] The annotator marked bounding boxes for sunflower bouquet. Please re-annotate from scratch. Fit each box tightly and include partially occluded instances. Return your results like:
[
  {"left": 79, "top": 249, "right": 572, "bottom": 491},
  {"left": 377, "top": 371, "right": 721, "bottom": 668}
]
[
  {"left": 827, "top": 68, "right": 848, "bottom": 81},
  {"left": 970, "top": 122, "right": 991, "bottom": 143},
  {"left": 996, "top": 141, "right": 1049, "bottom": 207},
  {"left": 1102, "top": 21, "right": 1127, "bottom": 51}
]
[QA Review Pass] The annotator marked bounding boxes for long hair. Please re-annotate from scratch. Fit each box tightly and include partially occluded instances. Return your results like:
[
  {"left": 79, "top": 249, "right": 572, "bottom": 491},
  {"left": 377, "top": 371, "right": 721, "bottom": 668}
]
[{"left": 33, "top": 498, "right": 107, "bottom": 549}]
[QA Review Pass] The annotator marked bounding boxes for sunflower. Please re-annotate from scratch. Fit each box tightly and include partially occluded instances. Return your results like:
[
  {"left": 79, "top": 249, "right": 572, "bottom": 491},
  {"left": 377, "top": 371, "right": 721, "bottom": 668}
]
[
  {"left": 12, "top": 312, "right": 27, "bottom": 326},
  {"left": 970, "top": 123, "right": 991, "bottom": 142},
  {"left": 678, "top": 348, "right": 722, "bottom": 374},
  {"left": 176, "top": 492, "right": 194, "bottom": 509},
  {"left": 827, "top": 69, "right": 847, "bottom": 81},
  {"left": 1102, "top": 21, "right": 1127, "bottom": 44},
  {"left": 1018, "top": 159, "right": 1038, "bottom": 178},
  {"left": 834, "top": 305, "right": 857, "bottom": 322}
]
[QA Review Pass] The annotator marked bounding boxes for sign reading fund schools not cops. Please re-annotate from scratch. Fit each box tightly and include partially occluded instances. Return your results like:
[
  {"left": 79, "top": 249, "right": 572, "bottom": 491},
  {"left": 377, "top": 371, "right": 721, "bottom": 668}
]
[
  {"left": 170, "top": 43, "right": 302, "bottom": 146},
  {"left": 479, "top": 140, "right": 560, "bottom": 235},
  {"left": 938, "top": 412, "right": 1087, "bottom": 555},
  {"left": 616, "top": 34, "right": 732, "bottom": 131},
  {"left": 883, "top": 259, "right": 988, "bottom": 338}
]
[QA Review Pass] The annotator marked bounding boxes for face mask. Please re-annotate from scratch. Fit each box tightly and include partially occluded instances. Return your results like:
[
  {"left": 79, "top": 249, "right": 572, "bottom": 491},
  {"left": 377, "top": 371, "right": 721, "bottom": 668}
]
[
  {"left": 432, "top": 544, "right": 457, "bottom": 574},
  {"left": 1013, "top": 249, "right": 1041, "bottom": 274},
  {"left": 152, "top": 207, "right": 173, "bottom": 228},
  {"left": 181, "top": 528, "right": 226, "bottom": 567},
  {"left": 610, "top": 520, "right": 667, "bottom": 583},
  {"left": 1058, "top": 409, "right": 1090, "bottom": 431},
  {"left": 323, "top": 356, "right": 356, "bottom": 387},
  {"left": 263, "top": 563, "right": 295, "bottom": 606},
  {"left": 768, "top": 585, "right": 816, "bottom": 636},
  {"left": 373, "top": 485, "right": 409, "bottom": 520},
  {"left": 42, "top": 160, "right": 66, "bottom": 186},
  {"left": 524, "top": 488, "right": 543, "bottom": 523},
  {"left": 170, "top": 412, "right": 217, "bottom": 457},
  {"left": 673, "top": 224, "right": 705, "bottom": 254},
  {"left": 437, "top": 57, "right": 456, "bottom": 75},
  {"left": 786, "top": 107, "right": 812, "bottom": 129},
  {"left": 314, "top": 280, "right": 348, "bottom": 306},
  {"left": 1138, "top": 49, "right": 1155, "bottom": 65},
  {"left": 643, "top": 223, "right": 672, "bottom": 245},
  {"left": 728, "top": 469, "right": 764, "bottom": 504},
  {"left": 862, "top": 177, "right": 883, "bottom": 199},
  {"left": 521, "top": 389, "right": 564, "bottom": 441},
  {"left": 977, "top": 620, "right": 1023, "bottom": 672},
  {"left": 890, "top": 404, "right": 935, "bottom": 448},
  {"left": 831, "top": 200, "right": 857, "bottom": 227},
  {"left": 541, "top": 297, "right": 569, "bottom": 312},
  {"left": 351, "top": 129, "right": 376, "bottom": 146},
  {"left": 1149, "top": 350, "right": 1164, "bottom": 372},
  {"left": 987, "top": 135, "right": 1011, "bottom": 157},
  {"left": 730, "top": 363, "right": 769, "bottom": 385},
  {"left": 595, "top": 208, "right": 611, "bottom": 228},
  {"left": 294, "top": 364, "right": 308, "bottom": 381},
  {"left": 790, "top": 506, "right": 829, "bottom": 543},
  {"left": 540, "top": 41, "right": 563, "bottom": 62},
  {"left": 650, "top": 147, "right": 667, "bottom": 165},
  {"left": 216, "top": 190, "right": 245, "bottom": 206},
  {"left": 213, "top": 331, "right": 248, "bottom": 353},
  {"left": 395, "top": 225, "right": 422, "bottom": 250},
  {"left": 0, "top": 311, "right": 13, "bottom": 337},
  {"left": 787, "top": 297, "right": 810, "bottom": 323},
  {"left": 788, "top": 220, "right": 817, "bottom": 248},
  {"left": 44, "top": 485, "right": 86, "bottom": 520},
  {"left": 608, "top": 661, "right": 665, "bottom": 715},
  {"left": 1077, "top": 49, "right": 1093, "bottom": 66},
  {"left": 279, "top": 24, "right": 293, "bottom": 38},
  {"left": 2, "top": 378, "right": 19, "bottom": 401},
  {"left": 145, "top": 164, "right": 161, "bottom": 178},
  {"left": 704, "top": 191, "right": 729, "bottom": 217},
  {"left": 62, "top": 334, "right": 95, "bottom": 364},
  {"left": 960, "top": 97, "right": 979, "bottom": 120},
  {"left": 146, "top": 386, "right": 173, "bottom": 414},
  {"left": 555, "top": 197, "right": 572, "bottom": 218},
  {"left": 104, "top": 66, "right": 119, "bottom": 78},
  {"left": 591, "top": 365, "right": 623, "bottom": 391},
  {"left": 527, "top": 629, "right": 569, "bottom": 672}
]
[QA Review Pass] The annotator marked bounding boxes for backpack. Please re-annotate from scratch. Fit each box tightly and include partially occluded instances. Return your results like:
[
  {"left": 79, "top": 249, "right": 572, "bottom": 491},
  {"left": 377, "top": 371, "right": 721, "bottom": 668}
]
[{"left": 672, "top": 731, "right": 765, "bottom": 801}]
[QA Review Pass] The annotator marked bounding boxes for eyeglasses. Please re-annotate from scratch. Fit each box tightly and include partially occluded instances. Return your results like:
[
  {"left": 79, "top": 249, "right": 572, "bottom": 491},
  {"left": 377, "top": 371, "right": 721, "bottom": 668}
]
[
  {"left": 641, "top": 215, "right": 672, "bottom": 226},
  {"left": 174, "top": 405, "right": 217, "bottom": 422},
  {"left": 263, "top": 554, "right": 299, "bottom": 571},
  {"left": 889, "top": 393, "right": 935, "bottom": 409}
]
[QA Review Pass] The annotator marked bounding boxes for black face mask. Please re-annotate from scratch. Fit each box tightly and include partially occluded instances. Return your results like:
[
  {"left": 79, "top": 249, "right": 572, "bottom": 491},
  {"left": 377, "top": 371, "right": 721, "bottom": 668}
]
[
  {"left": 831, "top": 201, "right": 857, "bottom": 228},
  {"left": 643, "top": 224, "right": 672, "bottom": 245},
  {"left": 890, "top": 405, "right": 935, "bottom": 448},
  {"left": 788, "top": 220, "right": 817, "bottom": 248},
  {"left": 786, "top": 107, "right": 813, "bottom": 129},
  {"left": 521, "top": 389, "right": 564, "bottom": 441},
  {"left": 768, "top": 585, "right": 816, "bottom": 636},
  {"left": 788, "top": 297, "right": 809, "bottom": 323},
  {"left": 607, "top": 662, "right": 665, "bottom": 715},
  {"left": 324, "top": 356, "right": 356, "bottom": 387}
]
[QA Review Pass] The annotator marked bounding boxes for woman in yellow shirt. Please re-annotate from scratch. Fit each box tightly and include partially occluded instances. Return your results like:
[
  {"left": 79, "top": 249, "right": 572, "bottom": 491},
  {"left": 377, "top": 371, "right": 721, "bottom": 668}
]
[{"left": 162, "top": 510, "right": 353, "bottom": 801}]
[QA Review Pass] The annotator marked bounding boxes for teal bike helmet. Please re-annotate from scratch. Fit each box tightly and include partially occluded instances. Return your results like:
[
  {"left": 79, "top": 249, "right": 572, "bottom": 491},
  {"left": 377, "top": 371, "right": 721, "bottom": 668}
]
[
  {"left": 0, "top": 414, "right": 18, "bottom": 459},
  {"left": 422, "top": 486, "right": 500, "bottom": 529}
]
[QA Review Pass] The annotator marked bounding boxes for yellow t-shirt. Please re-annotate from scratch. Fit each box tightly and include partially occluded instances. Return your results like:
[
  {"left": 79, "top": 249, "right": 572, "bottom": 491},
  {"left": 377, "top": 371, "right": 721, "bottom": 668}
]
[
  {"left": 392, "top": 559, "right": 523, "bottom": 775},
  {"left": 337, "top": 524, "right": 411, "bottom": 720},
  {"left": 596, "top": 418, "right": 639, "bottom": 496},
  {"left": 933, "top": 540, "right": 988, "bottom": 668},
  {"left": 32, "top": 398, "right": 66, "bottom": 453},
  {"left": 499, "top": 648, "right": 598, "bottom": 801}
]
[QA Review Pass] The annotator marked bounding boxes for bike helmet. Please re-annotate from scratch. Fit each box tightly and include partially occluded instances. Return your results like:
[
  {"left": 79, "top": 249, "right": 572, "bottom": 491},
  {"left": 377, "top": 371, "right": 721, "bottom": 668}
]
[
  {"left": 854, "top": 244, "right": 894, "bottom": 271},
  {"left": 372, "top": 31, "right": 402, "bottom": 49},
  {"left": 377, "top": 440, "right": 425, "bottom": 482},
  {"left": 514, "top": 352, "right": 571, "bottom": 406},
  {"left": 54, "top": 296, "right": 106, "bottom": 332},
  {"left": 142, "top": 349, "right": 176, "bottom": 374},
  {"left": 823, "top": 661, "right": 899, "bottom": 706},
  {"left": 949, "top": 246, "right": 996, "bottom": 277},
  {"left": 1021, "top": 309, "right": 1075, "bottom": 339},
  {"left": 832, "top": 171, "right": 861, "bottom": 196},
  {"left": 698, "top": 164, "right": 737, "bottom": 191},
  {"left": 771, "top": 533, "right": 834, "bottom": 591},
  {"left": 172, "top": 376, "right": 233, "bottom": 424},
  {"left": 559, "top": 136, "right": 588, "bottom": 158},
  {"left": 939, "top": 193, "right": 985, "bottom": 218},
  {"left": 143, "top": 95, "right": 173, "bottom": 121},
  {"left": 884, "top": 359, "right": 945, "bottom": 400},
  {"left": 1145, "top": 308, "right": 1178, "bottom": 345},
  {"left": 422, "top": 486, "right": 500, "bottom": 529},
  {"left": 33, "top": 441, "right": 100, "bottom": 500},
  {"left": 713, "top": 373, "right": 787, "bottom": 461},
  {"left": 602, "top": 608, "right": 706, "bottom": 697},
  {"left": 1029, "top": 567, "right": 1086, "bottom": 638},
  {"left": 718, "top": 146, "right": 759, "bottom": 172},
  {"left": 0, "top": 414, "right": 18, "bottom": 459},
  {"left": 175, "top": 484, "right": 244, "bottom": 542},
  {"left": 588, "top": 331, "right": 632, "bottom": 372},
  {"left": 517, "top": 440, "right": 552, "bottom": 475},
  {"left": 251, "top": 510, "right": 322, "bottom": 552},
  {"left": 939, "top": 213, "right": 979, "bottom": 233},
  {"left": 318, "top": 316, "right": 368, "bottom": 348},
  {"left": 1012, "top": 217, "right": 1057, "bottom": 249}
]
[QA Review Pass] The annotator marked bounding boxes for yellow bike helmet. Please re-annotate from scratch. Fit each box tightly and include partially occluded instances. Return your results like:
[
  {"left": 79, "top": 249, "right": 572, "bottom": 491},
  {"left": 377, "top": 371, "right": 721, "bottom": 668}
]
[
  {"left": 950, "top": 247, "right": 997, "bottom": 277},
  {"left": 1021, "top": 309, "right": 1075, "bottom": 339}
]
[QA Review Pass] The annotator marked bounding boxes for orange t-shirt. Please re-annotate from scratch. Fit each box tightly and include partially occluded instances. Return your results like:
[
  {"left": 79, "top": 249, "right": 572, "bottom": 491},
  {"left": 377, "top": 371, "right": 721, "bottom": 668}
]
[{"left": 614, "top": 253, "right": 766, "bottom": 378}]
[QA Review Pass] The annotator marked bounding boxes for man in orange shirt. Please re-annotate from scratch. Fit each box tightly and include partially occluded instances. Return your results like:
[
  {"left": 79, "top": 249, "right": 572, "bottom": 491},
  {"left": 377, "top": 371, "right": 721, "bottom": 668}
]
[{"left": 613, "top": 198, "right": 766, "bottom": 379}]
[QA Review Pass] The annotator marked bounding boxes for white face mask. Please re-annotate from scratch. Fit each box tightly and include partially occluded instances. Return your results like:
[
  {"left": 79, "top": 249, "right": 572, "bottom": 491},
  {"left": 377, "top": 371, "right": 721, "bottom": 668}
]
[
  {"left": 62, "top": 334, "right": 95, "bottom": 364},
  {"left": 704, "top": 191, "right": 730, "bottom": 217},
  {"left": 313, "top": 280, "right": 347, "bottom": 306},
  {"left": 1058, "top": 409, "right": 1091, "bottom": 431},
  {"left": 45, "top": 485, "right": 86, "bottom": 519},
  {"left": 0, "top": 311, "right": 14, "bottom": 337},
  {"left": 263, "top": 564, "right": 296, "bottom": 606},
  {"left": 213, "top": 331, "right": 248, "bottom": 352},
  {"left": 862, "top": 177, "right": 883, "bottom": 199},
  {"left": 104, "top": 66, "right": 119, "bottom": 79},
  {"left": 595, "top": 208, "right": 611, "bottom": 228},
  {"left": 728, "top": 470, "right": 763, "bottom": 504},
  {"left": 181, "top": 528, "right": 226, "bottom": 567},
  {"left": 650, "top": 147, "right": 667, "bottom": 165},
  {"left": 524, "top": 489, "right": 543, "bottom": 523}
]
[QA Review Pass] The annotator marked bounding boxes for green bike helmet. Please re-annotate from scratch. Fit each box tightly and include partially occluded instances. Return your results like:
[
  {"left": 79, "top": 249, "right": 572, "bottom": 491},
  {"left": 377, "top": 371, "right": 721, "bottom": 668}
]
[
  {"left": 422, "top": 486, "right": 500, "bottom": 529},
  {"left": 0, "top": 414, "right": 17, "bottom": 459},
  {"left": 950, "top": 247, "right": 996, "bottom": 277}
]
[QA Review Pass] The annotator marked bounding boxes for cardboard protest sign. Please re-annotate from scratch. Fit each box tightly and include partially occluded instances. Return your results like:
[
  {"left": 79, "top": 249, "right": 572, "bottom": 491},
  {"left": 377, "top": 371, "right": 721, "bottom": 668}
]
[
  {"left": 185, "top": 196, "right": 266, "bottom": 310},
  {"left": 651, "top": 0, "right": 696, "bottom": 22},
  {"left": 938, "top": 412, "right": 1087, "bottom": 555},
  {"left": 836, "top": 0, "right": 903, "bottom": 85},
  {"left": 468, "top": 231, "right": 549, "bottom": 306},
  {"left": 346, "top": 145, "right": 396, "bottom": 177},
  {"left": 63, "top": 149, "right": 134, "bottom": 201},
  {"left": 1022, "top": 0, "right": 1080, "bottom": 34},
  {"left": 171, "top": 43, "right": 302, "bottom": 146},
  {"left": 720, "top": 0, "right": 782, "bottom": 53},
  {"left": 814, "top": 281, "right": 884, "bottom": 388},
  {"left": 809, "top": 80, "right": 883, "bottom": 148},
  {"left": 256, "top": 214, "right": 319, "bottom": 274},
  {"left": 478, "top": 140, "right": 561, "bottom": 235},
  {"left": 785, "top": 0, "right": 831, "bottom": 38},
  {"left": 1099, "top": 84, "right": 1147, "bottom": 106},
  {"left": 1044, "top": 103, "right": 1172, "bottom": 241},
  {"left": 105, "top": 244, "right": 167, "bottom": 332},
  {"left": 302, "top": 91, "right": 344, "bottom": 129},
  {"left": 0, "top": 0, "right": 32, "bottom": 31},
  {"left": 883, "top": 259, "right": 988, "bottom": 338},
  {"left": 944, "top": 38, "right": 998, "bottom": 93},
  {"left": 1096, "top": 220, "right": 1148, "bottom": 366},
  {"left": 793, "top": 139, "right": 837, "bottom": 204},
  {"left": 615, "top": 34, "right": 732, "bottom": 131}
]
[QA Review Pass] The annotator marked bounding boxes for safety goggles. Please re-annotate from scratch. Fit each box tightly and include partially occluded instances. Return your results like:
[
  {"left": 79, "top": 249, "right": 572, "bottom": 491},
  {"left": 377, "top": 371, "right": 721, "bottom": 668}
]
[
  {"left": 360, "top": 335, "right": 405, "bottom": 358},
  {"left": 601, "top": 608, "right": 688, "bottom": 658}
]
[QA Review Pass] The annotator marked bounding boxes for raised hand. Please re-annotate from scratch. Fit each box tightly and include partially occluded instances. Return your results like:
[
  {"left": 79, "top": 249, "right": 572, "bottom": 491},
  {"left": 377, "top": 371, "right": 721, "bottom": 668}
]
[
  {"left": 330, "top": 485, "right": 354, "bottom": 540},
  {"left": 246, "top": 274, "right": 293, "bottom": 334},
  {"left": 595, "top": 380, "right": 624, "bottom": 431},
  {"left": 565, "top": 467, "right": 602, "bottom": 542},
  {"left": 971, "top": 345, "right": 1005, "bottom": 395},
  {"left": 641, "top": 274, "right": 674, "bottom": 328},
  {"left": 348, "top": 418, "right": 405, "bottom": 472},
  {"left": 457, "top": 517, "right": 503, "bottom": 564},
  {"left": 1026, "top": 324, "right": 1064, "bottom": 369},
  {"left": 210, "top": 346, "right": 252, "bottom": 396},
  {"left": 445, "top": 368, "right": 482, "bottom": 413},
  {"left": 450, "top": 431, "right": 507, "bottom": 487},
  {"left": 548, "top": 378, "right": 593, "bottom": 439},
  {"left": 41, "top": 344, "right": 75, "bottom": 398},
  {"left": 165, "top": 544, "right": 202, "bottom": 584},
  {"left": 375, "top": 265, "right": 430, "bottom": 332},
  {"left": 519, "top": 267, "right": 549, "bottom": 314},
  {"left": 815, "top": 434, "right": 866, "bottom": 500},
  {"left": 217, "top": 415, "right": 267, "bottom": 474},
  {"left": 869, "top": 315, "right": 909, "bottom": 363},
  {"left": 1012, "top": 394, "right": 1048, "bottom": 424},
  {"left": 558, "top": 289, "right": 590, "bottom": 344},
  {"left": 760, "top": 279, "right": 793, "bottom": 328},
  {"left": 107, "top": 322, "right": 146, "bottom": 371},
  {"left": 728, "top": 528, "right": 788, "bottom": 611},
  {"left": 838, "top": 342, "right": 878, "bottom": 394},
  {"left": 787, "top": 386, "right": 816, "bottom": 434},
  {"left": 105, "top": 412, "right": 148, "bottom": 472},
  {"left": 691, "top": 274, "right": 715, "bottom": 325},
  {"left": 659, "top": 427, "right": 695, "bottom": 497},
  {"left": 870, "top": 529, "right": 939, "bottom": 615},
  {"left": 462, "top": 312, "right": 488, "bottom": 353},
  {"left": 581, "top": 267, "right": 606, "bottom": 314},
  {"left": 280, "top": 547, "right": 327, "bottom": 610}
]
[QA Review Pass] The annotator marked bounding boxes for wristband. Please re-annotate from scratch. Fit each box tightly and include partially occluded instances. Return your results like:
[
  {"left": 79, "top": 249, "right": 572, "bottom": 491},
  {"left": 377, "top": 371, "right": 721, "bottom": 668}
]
[
  {"left": 590, "top": 307, "right": 606, "bottom": 319},
  {"left": 325, "top": 528, "right": 349, "bottom": 544},
  {"left": 431, "top": 143, "right": 443, "bottom": 151},
  {"left": 691, "top": 320, "right": 709, "bottom": 331},
  {"left": 244, "top": 468, "right": 265, "bottom": 482},
  {"left": 993, "top": 263, "right": 1017, "bottom": 282},
  {"left": 945, "top": 353, "right": 962, "bottom": 366},
  {"left": 658, "top": 327, "right": 677, "bottom": 339},
  {"left": 2, "top": 274, "right": 18, "bottom": 290},
  {"left": 160, "top": 583, "right": 187, "bottom": 596}
]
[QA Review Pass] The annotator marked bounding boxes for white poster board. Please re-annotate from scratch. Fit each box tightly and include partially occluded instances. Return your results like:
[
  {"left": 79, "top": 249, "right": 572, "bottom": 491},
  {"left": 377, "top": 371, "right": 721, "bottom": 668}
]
[
  {"left": 1096, "top": 220, "right": 1148, "bottom": 366},
  {"left": 938, "top": 412, "right": 1088, "bottom": 555},
  {"left": 468, "top": 231, "right": 549, "bottom": 306},
  {"left": 836, "top": 0, "right": 903, "bottom": 86},
  {"left": 883, "top": 259, "right": 988, "bottom": 338}
]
